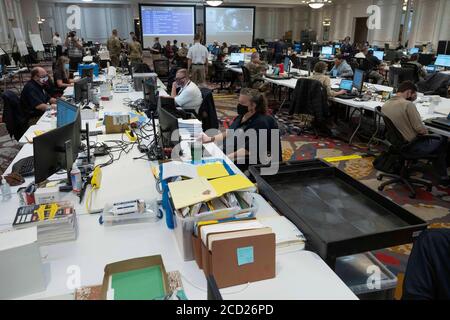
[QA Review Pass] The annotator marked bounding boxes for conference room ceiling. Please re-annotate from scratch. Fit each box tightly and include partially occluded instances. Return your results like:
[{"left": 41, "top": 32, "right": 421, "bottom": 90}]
[{"left": 40, "top": 0, "right": 336, "bottom": 8}]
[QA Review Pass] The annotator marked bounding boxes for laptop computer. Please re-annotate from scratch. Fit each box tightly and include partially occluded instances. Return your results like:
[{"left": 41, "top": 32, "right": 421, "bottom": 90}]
[{"left": 424, "top": 116, "right": 450, "bottom": 130}]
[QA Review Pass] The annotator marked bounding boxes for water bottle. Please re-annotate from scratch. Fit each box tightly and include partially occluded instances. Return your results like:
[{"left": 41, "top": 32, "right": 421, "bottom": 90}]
[
  {"left": 1, "top": 179, "right": 12, "bottom": 201},
  {"left": 70, "top": 163, "right": 82, "bottom": 193}
]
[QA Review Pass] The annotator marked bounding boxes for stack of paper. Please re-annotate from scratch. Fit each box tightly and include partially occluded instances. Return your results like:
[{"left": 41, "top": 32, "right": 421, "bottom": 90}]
[
  {"left": 178, "top": 119, "right": 203, "bottom": 140},
  {"left": 12, "top": 203, "right": 77, "bottom": 246},
  {"left": 168, "top": 174, "right": 255, "bottom": 217},
  {"left": 258, "top": 216, "right": 306, "bottom": 252},
  {"left": 199, "top": 219, "right": 272, "bottom": 250},
  {"left": 162, "top": 161, "right": 230, "bottom": 180}
]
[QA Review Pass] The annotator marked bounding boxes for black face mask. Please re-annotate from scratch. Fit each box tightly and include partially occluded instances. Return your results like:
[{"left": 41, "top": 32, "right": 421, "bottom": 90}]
[{"left": 237, "top": 104, "right": 248, "bottom": 116}]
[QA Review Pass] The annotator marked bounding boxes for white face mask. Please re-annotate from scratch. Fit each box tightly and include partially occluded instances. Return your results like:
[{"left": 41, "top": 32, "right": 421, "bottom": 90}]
[{"left": 39, "top": 76, "right": 48, "bottom": 84}]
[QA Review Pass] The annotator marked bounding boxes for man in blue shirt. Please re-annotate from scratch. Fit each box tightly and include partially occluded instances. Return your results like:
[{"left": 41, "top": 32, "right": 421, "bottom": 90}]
[{"left": 329, "top": 54, "right": 354, "bottom": 78}]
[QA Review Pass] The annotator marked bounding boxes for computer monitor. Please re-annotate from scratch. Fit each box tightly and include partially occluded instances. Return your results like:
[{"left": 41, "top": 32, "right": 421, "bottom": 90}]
[
  {"left": 334, "top": 44, "right": 341, "bottom": 49},
  {"left": 230, "top": 53, "right": 245, "bottom": 63},
  {"left": 143, "top": 80, "right": 157, "bottom": 111},
  {"left": 435, "top": 55, "right": 450, "bottom": 67},
  {"left": 57, "top": 99, "right": 78, "bottom": 128},
  {"left": 294, "top": 43, "right": 301, "bottom": 53},
  {"left": 321, "top": 46, "right": 333, "bottom": 56},
  {"left": 74, "top": 77, "right": 89, "bottom": 103},
  {"left": 284, "top": 56, "right": 290, "bottom": 73},
  {"left": 339, "top": 79, "right": 353, "bottom": 92},
  {"left": 373, "top": 50, "right": 384, "bottom": 61},
  {"left": 409, "top": 47, "right": 420, "bottom": 55},
  {"left": 157, "top": 97, "right": 191, "bottom": 148},
  {"left": 353, "top": 69, "right": 364, "bottom": 94},
  {"left": 33, "top": 108, "right": 81, "bottom": 184},
  {"left": 81, "top": 67, "right": 94, "bottom": 82}
]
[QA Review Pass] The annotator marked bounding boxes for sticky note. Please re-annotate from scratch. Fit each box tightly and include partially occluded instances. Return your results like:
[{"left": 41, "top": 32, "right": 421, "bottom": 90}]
[{"left": 237, "top": 246, "right": 254, "bottom": 266}]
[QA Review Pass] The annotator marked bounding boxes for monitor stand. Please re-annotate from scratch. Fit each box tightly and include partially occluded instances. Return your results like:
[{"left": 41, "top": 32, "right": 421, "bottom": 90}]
[{"left": 59, "top": 140, "right": 74, "bottom": 192}]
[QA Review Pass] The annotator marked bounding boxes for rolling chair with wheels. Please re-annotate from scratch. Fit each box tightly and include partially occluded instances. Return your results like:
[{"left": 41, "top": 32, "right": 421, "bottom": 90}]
[
  {"left": 375, "top": 108, "right": 436, "bottom": 198},
  {"left": 241, "top": 66, "right": 265, "bottom": 89}
]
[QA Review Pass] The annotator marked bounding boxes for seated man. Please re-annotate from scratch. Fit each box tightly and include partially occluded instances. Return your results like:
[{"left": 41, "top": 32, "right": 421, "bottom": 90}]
[
  {"left": 20, "top": 67, "right": 57, "bottom": 125},
  {"left": 382, "top": 81, "right": 449, "bottom": 185},
  {"left": 170, "top": 68, "right": 203, "bottom": 113},
  {"left": 362, "top": 49, "right": 384, "bottom": 84},
  {"left": 402, "top": 228, "right": 450, "bottom": 300},
  {"left": 408, "top": 53, "right": 427, "bottom": 79},
  {"left": 329, "top": 54, "right": 354, "bottom": 78},
  {"left": 245, "top": 52, "right": 269, "bottom": 91}
]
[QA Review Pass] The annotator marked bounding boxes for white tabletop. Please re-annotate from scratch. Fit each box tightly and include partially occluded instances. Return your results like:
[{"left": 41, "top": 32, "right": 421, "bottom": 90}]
[{"left": 0, "top": 74, "right": 358, "bottom": 300}]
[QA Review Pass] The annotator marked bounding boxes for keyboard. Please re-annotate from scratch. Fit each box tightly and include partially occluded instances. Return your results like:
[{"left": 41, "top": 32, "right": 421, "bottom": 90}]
[
  {"left": 337, "top": 93, "right": 357, "bottom": 100},
  {"left": 424, "top": 118, "right": 450, "bottom": 130},
  {"left": 12, "top": 156, "right": 34, "bottom": 177}
]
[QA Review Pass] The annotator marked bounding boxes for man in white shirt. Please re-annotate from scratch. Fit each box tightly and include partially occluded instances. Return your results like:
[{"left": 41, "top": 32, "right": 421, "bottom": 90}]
[
  {"left": 170, "top": 69, "right": 203, "bottom": 112},
  {"left": 52, "top": 32, "right": 62, "bottom": 58},
  {"left": 187, "top": 34, "right": 208, "bottom": 85}
]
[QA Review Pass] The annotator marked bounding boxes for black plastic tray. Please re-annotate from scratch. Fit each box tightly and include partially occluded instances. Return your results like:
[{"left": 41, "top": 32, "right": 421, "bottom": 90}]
[{"left": 249, "top": 160, "right": 428, "bottom": 267}]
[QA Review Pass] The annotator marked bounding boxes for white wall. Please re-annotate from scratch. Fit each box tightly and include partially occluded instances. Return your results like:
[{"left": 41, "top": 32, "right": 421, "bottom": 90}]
[
  {"left": 408, "top": 0, "right": 450, "bottom": 49},
  {"left": 0, "top": 0, "right": 26, "bottom": 52}
]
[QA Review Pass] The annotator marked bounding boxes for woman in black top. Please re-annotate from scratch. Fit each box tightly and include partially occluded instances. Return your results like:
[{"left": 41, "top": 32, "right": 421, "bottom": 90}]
[
  {"left": 201, "top": 88, "right": 281, "bottom": 167},
  {"left": 53, "top": 56, "right": 74, "bottom": 89}
]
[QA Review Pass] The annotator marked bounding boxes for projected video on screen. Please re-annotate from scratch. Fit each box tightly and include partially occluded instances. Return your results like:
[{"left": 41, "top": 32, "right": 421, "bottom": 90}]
[
  {"left": 205, "top": 7, "right": 255, "bottom": 46},
  {"left": 140, "top": 5, "right": 195, "bottom": 49}
]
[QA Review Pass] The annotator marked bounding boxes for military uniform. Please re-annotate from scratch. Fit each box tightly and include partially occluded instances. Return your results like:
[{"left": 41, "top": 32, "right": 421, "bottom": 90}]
[
  {"left": 107, "top": 36, "right": 122, "bottom": 67},
  {"left": 128, "top": 41, "right": 143, "bottom": 64}
]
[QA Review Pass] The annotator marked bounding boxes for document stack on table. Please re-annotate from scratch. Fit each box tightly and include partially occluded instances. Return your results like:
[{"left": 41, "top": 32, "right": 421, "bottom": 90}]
[{"left": 12, "top": 201, "right": 77, "bottom": 246}]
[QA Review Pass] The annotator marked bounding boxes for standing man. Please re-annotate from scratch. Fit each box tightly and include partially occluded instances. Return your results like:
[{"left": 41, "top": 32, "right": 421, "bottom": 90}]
[
  {"left": 340, "top": 36, "right": 353, "bottom": 58},
  {"left": 65, "top": 31, "right": 83, "bottom": 71},
  {"left": 150, "top": 37, "right": 162, "bottom": 59},
  {"left": 187, "top": 34, "right": 209, "bottom": 85},
  {"left": 128, "top": 36, "right": 143, "bottom": 65},
  {"left": 107, "top": 29, "right": 122, "bottom": 67},
  {"left": 52, "top": 32, "right": 63, "bottom": 59}
]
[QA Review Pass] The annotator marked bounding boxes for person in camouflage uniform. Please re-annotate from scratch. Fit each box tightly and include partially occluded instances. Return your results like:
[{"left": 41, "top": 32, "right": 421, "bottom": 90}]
[{"left": 107, "top": 29, "right": 122, "bottom": 67}]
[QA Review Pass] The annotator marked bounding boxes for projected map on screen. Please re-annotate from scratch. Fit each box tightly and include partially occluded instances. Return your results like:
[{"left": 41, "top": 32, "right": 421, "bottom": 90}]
[
  {"left": 140, "top": 5, "right": 195, "bottom": 48},
  {"left": 205, "top": 7, "right": 255, "bottom": 46}
]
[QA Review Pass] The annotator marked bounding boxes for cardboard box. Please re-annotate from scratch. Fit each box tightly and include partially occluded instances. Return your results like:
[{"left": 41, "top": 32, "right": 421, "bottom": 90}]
[
  {"left": 104, "top": 114, "right": 130, "bottom": 134},
  {"left": 100, "top": 255, "right": 170, "bottom": 300},
  {"left": 199, "top": 233, "right": 276, "bottom": 289}
]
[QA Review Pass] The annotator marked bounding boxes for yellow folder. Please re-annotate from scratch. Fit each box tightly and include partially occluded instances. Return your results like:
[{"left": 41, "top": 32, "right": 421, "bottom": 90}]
[
  {"left": 168, "top": 177, "right": 218, "bottom": 210},
  {"left": 196, "top": 162, "right": 230, "bottom": 180},
  {"left": 209, "top": 175, "right": 254, "bottom": 197}
]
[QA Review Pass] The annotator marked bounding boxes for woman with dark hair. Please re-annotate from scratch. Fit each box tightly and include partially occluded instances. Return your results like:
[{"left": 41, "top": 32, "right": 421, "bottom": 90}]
[
  {"left": 201, "top": 88, "right": 280, "bottom": 167},
  {"left": 53, "top": 55, "right": 74, "bottom": 89}
]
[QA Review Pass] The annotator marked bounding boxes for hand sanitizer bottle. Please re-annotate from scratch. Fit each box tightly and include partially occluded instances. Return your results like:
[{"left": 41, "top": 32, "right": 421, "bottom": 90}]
[{"left": 1, "top": 178, "right": 12, "bottom": 201}]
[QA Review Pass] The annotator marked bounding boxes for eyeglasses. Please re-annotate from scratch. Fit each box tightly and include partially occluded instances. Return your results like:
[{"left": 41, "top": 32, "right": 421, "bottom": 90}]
[{"left": 175, "top": 76, "right": 186, "bottom": 81}]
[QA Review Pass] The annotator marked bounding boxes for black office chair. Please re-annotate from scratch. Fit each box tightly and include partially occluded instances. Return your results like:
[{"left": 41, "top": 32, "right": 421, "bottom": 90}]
[
  {"left": 388, "top": 67, "right": 416, "bottom": 89},
  {"left": 241, "top": 66, "right": 264, "bottom": 89},
  {"left": 153, "top": 59, "right": 170, "bottom": 84},
  {"left": 211, "top": 61, "right": 230, "bottom": 92},
  {"left": 401, "top": 63, "right": 420, "bottom": 83},
  {"left": 305, "top": 57, "right": 319, "bottom": 72},
  {"left": 1, "top": 90, "right": 28, "bottom": 141},
  {"left": 417, "top": 53, "right": 434, "bottom": 66},
  {"left": 374, "top": 108, "right": 437, "bottom": 198},
  {"left": 416, "top": 73, "right": 450, "bottom": 98},
  {"left": 198, "top": 87, "right": 219, "bottom": 131}
]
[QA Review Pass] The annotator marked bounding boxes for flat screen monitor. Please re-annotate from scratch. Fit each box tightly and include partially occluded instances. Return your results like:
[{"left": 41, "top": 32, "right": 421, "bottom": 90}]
[
  {"left": 435, "top": 55, "right": 450, "bottom": 67},
  {"left": 57, "top": 99, "right": 78, "bottom": 128},
  {"left": 334, "top": 44, "right": 341, "bottom": 49},
  {"left": 321, "top": 46, "right": 333, "bottom": 56},
  {"left": 339, "top": 79, "right": 353, "bottom": 91},
  {"left": 294, "top": 44, "right": 301, "bottom": 53},
  {"left": 409, "top": 47, "right": 419, "bottom": 55},
  {"left": 230, "top": 53, "right": 245, "bottom": 63},
  {"left": 33, "top": 108, "right": 81, "bottom": 184},
  {"left": 353, "top": 69, "right": 364, "bottom": 93},
  {"left": 284, "top": 56, "right": 290, "bottom": 73},
  {"left": 81, "top": 67, "right": 94, "bottom": 82},
  {"left": 74, "top": 77, "right": 89, "bottom": 103},
  {"left": 157, "top": 96, "right": 191, "bottom": 148},
  {"left": 373, "top": 50, "right": 384, "bottom": 61},
  {"left": 143, "top": 80, "right": 158, "bottom": 110}
]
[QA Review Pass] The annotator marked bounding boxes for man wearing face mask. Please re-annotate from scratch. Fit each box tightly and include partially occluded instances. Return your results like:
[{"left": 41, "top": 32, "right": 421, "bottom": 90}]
[
  {"left": 170, "top": 68, "right": 203, "bottom": 113},
  {"left": 382, "top": 81, "right": 449, "bottom": 186},
  {"left": 20, "top": 67, "right": 57, "bottom": 125}
]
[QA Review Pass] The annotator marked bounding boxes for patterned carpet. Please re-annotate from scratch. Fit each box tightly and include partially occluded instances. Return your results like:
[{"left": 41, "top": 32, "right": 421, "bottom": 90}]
[{"left": 211, "top": 88, "right": 450, "bottom": 297}]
